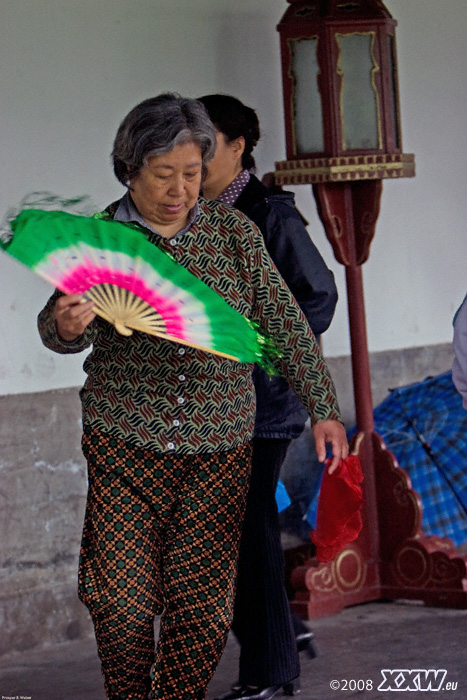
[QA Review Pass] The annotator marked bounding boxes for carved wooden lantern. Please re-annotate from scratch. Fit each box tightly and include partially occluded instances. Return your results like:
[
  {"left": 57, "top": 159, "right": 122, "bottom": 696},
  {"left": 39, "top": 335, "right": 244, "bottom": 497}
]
[
  {"left": 276, "top": 0, "right": 415, "bottom": 265},
  {"left": 276, "top": 1, "right": 467, "bottom": 617},
  {"left": 276, "top": 0, "right": 414, "bottom": 180}
]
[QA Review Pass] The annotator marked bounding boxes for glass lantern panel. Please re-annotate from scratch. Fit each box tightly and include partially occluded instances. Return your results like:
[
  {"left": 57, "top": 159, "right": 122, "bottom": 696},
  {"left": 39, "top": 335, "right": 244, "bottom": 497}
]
[
  {"left": 336, "top": 32, "right": 381, "bottom": 151},
  {"left": 387, "top": 34, "right": 401, "bottom": 149},
  {"left": 290, "top": 37, "right": 324, "bottom": 154}
]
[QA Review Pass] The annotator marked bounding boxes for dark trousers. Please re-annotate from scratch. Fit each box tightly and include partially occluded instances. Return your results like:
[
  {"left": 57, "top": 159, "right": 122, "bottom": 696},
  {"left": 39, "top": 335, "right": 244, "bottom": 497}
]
[{"left": 232, "top": 438, "right": 305, "bottom": 687}]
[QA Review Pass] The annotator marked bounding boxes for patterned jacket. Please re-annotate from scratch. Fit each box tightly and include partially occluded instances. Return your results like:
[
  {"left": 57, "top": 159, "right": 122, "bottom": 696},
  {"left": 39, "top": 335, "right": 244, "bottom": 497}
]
[
  {"left": 233, "top": 174, "right": 338, "bottom": 439},
  {"left": 37, "top": 196, "right": 342, "bottom": 454}
]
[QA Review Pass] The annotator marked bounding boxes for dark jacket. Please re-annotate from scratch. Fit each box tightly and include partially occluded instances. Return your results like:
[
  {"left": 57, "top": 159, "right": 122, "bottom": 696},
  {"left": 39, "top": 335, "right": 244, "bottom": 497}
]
[{"left": 234, "top": 174, "right": 338, "bottom": 439}]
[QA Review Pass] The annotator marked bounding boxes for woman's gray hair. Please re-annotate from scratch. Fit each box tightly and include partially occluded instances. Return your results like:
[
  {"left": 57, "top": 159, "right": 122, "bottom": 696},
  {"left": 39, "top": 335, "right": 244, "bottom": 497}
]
[{"left": 112, "top": 93, "right": 217, "bottom": 186}]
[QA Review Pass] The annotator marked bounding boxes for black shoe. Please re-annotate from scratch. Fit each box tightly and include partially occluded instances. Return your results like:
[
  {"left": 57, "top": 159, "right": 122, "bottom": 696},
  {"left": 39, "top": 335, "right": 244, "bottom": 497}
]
[
  {"left": 215, "top": 680, "right": 300, "bottom": 700},
  {"left": 214, "top": 684, "right": 249, "bottom": 700},
  {"left": 243, "top": 679, "right": 300, "bottom": 699},
  {"left": 296, "top": 630, "right": 318, "bottom": 659}
]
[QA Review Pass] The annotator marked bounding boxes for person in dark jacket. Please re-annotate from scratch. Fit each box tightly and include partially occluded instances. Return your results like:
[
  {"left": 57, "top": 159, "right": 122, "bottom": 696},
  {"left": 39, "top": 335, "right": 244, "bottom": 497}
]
[{"left": 199, "top": 94, "right": 338, "bottom": 700}]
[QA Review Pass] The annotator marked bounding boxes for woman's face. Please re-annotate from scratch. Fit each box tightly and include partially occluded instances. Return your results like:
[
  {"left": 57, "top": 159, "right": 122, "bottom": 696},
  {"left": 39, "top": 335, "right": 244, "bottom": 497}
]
[
  {"left": 130, "top": 141, "right": 203, "bottom": 237},
  {"left": 202, "top": 131, "right": 244, "bottom": 200}
]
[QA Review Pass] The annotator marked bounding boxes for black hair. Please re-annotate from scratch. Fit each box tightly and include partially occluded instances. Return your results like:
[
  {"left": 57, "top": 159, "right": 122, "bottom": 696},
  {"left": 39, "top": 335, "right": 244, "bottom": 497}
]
[{"left": 198, "top": 94, "right": 260, "bottom": 171}]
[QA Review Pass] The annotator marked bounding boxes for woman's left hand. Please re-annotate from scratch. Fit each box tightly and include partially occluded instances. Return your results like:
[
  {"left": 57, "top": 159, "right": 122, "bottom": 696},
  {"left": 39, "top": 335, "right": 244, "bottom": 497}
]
[{"left": 312, "top": 420, "right": 349, "bottom": 475}]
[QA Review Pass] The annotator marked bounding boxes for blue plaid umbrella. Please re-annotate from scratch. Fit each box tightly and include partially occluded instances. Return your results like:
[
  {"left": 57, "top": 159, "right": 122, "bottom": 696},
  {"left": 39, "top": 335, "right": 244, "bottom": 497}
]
[{"left": 372, "top": 370, "right": 467, "bottom": 546}]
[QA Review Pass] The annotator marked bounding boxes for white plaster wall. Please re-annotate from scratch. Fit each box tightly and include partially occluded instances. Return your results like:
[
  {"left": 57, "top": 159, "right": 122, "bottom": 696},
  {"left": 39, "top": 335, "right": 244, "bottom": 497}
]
[{"left": 0, "top": 0, "right": 466, "bottom": 395}]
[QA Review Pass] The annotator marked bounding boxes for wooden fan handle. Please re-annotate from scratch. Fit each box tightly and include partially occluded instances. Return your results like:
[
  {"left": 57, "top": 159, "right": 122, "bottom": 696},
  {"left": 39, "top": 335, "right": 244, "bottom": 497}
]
[{"left": 114, "top": 320, "right": 133, "bottom": 336}]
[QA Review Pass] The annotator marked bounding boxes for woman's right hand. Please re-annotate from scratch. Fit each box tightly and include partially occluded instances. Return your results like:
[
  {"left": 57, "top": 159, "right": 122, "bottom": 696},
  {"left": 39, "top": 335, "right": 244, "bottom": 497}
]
[{"left": 54, "top": 294, "right": 96, "bottom": 342}]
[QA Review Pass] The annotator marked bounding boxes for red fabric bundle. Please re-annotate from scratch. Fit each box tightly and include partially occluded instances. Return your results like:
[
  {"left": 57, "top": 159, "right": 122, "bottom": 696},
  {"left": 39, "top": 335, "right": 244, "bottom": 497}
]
[{"left": 311, "top": 454, "right": 364, "bottom": 563}]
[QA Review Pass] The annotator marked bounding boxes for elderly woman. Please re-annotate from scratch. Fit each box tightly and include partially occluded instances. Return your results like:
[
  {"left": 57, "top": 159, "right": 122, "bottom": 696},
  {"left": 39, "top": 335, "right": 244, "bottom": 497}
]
[{"left": 37, "top": 93, "right": 347, "bottom": 700}]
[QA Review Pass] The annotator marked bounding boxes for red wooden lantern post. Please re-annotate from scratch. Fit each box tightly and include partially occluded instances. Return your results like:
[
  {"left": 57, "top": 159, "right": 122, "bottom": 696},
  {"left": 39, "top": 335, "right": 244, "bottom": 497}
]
[{"left": 276, "top": 0, "right": 467, "bottom": 616}]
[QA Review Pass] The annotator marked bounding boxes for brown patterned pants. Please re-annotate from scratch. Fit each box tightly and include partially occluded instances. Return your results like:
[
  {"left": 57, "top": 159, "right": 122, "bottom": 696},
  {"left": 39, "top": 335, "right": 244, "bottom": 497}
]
[{"left": 78, "top": 426, "right": 252, "bottom": 700}]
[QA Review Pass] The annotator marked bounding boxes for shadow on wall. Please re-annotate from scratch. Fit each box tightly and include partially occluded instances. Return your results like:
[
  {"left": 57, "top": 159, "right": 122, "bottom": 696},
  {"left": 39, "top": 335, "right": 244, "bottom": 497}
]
[{"left": 0, "top": 388, "right": 93, "bottom": 657}]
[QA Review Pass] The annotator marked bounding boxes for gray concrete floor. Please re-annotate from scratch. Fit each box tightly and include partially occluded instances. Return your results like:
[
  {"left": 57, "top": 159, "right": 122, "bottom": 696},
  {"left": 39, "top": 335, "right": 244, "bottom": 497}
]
[{"left": 0, "top": 600, "right": 465, "bottom": 700}]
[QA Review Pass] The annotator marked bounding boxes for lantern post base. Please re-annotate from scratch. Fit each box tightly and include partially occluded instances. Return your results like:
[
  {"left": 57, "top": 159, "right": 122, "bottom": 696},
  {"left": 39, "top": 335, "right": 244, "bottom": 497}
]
[{"left": 285, "top": 433, "right": 467, "bottom": 618}]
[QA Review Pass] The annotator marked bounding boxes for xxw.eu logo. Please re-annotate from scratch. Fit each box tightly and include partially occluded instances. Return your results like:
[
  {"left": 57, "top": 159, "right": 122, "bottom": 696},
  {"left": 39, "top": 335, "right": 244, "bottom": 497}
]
[{"left": 378, "top": 669, "right": 454, "bottom": 692}]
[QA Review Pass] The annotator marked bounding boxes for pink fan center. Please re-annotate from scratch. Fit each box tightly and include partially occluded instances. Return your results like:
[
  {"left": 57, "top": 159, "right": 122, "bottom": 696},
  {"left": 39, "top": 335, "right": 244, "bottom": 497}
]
[{"left": 59, "top": 264, "right": 187, "bottom": 337}]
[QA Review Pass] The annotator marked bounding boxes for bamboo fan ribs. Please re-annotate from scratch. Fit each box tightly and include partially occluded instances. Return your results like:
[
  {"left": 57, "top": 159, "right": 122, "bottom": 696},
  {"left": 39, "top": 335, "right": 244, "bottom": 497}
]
[
  {"left": 83, "top": 283, "right": 168, "bottom": 338},
  {"left": 0, "top": 202, "right": 278, "bottom": 370}
]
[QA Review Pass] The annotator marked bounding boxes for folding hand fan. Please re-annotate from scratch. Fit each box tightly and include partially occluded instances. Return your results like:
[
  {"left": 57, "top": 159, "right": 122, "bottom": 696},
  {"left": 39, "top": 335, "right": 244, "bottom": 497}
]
[{"left": 0, "top": 198, "right": 278, "bottom": 370}]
